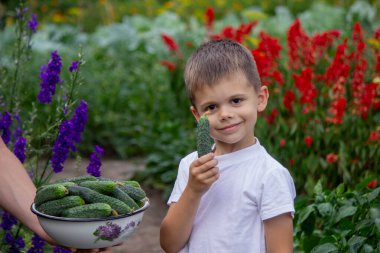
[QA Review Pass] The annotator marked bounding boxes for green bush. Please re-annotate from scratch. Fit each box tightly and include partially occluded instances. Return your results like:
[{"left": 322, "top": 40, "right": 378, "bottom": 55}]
[{"left": 294, "top": 182, "right": 380, "bottom": 253}]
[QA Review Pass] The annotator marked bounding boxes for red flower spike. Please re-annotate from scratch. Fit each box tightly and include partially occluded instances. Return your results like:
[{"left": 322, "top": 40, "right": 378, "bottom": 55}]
[
  {"left": 161, "top": 33, "right": 179, "bottom": 52},
  {"left": 205, "top": 7, "right": 215, "bottom": 28},
  {"left": 367, "top": 180, "right": 377, "bottom": 189},
  {"left": 160, "top": 60, "right": 176, "bottom": 72},
  {"left": 326, "top": 153, "right": 338, "bottom": 164},
  {"left": 304, "top": 136, "right": 313, "bottom": 147}
]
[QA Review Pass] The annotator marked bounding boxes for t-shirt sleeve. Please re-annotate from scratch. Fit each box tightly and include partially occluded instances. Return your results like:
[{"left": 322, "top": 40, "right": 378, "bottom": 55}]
[
  {"left": 259, "top": 167, "right": 296, "bottom": 220},
  {"left": 167, "top": 157, "right": 191, "bottom": 205}
]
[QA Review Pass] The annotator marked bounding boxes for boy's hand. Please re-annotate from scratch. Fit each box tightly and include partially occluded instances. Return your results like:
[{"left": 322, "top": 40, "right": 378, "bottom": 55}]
[{"left": 187, "top": 153, "right": 219, "bottom": 196}]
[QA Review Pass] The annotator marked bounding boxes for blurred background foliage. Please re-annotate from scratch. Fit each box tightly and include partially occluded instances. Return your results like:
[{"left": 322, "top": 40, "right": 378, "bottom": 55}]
[
  {"left": 1, "top": 0, "right": 379, "bottom": 32},
  {"left": 0, "top": 0, "right": 379, "bottom": 195}
]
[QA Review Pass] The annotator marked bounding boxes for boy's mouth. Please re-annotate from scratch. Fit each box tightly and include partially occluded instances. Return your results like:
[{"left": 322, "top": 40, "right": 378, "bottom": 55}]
[{"left": 218, "top": 122, "right": 241, "bottom": 132}]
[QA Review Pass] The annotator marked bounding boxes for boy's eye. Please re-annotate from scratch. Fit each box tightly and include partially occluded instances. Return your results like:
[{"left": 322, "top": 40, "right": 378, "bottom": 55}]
[
  {"left": 205, "top": 104, "right": 216, "bottom": 111},
  {"left": 231, "top": 98, "right": 242, "bottom": 104}
]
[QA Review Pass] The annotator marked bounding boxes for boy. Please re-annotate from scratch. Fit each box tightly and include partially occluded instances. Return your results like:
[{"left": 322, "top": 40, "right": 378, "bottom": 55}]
[{"left": 160, "top": 39, "right": 296, "bottom": 253}]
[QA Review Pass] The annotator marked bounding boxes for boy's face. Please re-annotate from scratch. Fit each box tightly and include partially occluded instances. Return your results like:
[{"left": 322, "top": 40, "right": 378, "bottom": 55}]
[{"left": 191, "top": 72, "right": 268, "bottom": 155}]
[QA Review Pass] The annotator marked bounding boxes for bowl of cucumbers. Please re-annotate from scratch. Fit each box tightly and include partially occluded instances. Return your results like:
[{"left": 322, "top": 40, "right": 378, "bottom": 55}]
[{"left": 31, "top": 175, "right": 150, "bottom": 249}]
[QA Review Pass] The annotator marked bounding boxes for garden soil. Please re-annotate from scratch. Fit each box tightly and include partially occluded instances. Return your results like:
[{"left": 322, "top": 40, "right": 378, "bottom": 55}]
[{"left": 57, "top": 159, "right": 168, "bottom": 253}]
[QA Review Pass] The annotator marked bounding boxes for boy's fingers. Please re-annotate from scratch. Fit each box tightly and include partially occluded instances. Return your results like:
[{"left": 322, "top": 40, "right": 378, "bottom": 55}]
[
  {"left": 203, "top": 171, "right": 220, "bottom": 185},
  {"left": 193, "top": 153, "right": 214, "bottom": 166},
  {"left": 197, "top": 159, "right": 218, "bottom": 173},
  {"left": 198, "top": 167, "right": 219, "bottom": 181}
]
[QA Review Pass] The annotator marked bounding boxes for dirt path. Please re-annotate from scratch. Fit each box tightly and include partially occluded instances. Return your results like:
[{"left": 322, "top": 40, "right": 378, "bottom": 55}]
[{"left": 56, "top": 159, "right": 168, "bottom": 253}]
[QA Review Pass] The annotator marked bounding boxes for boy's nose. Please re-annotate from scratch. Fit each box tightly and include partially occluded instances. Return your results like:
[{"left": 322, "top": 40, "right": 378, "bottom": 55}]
[{"left": 219, "top": 106, "right": 233, "bottom": 120}]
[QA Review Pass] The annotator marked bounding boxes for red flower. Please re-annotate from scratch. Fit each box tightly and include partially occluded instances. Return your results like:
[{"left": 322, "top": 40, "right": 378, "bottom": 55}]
[
  {"left": 265, "top": 108, "right": 278, "bottom": 125},
  {"left": 205, "top": 7, "right": 215, "bottom": 28},
  {"left": 368, "top": 131, "right": 380, "bottom": 143},
  {"left": 160, "top": 60, "right": 176, "bottom": 72},
  {"left": 161, "top": 34, "right": 179, "bottom": 52},
  {"left": 367, "top": 180, "right": 377, "bottom": 189},
  {"left": 326, "top": 153, "right": 338, "bottom": 164},
  {"left": 304, "top": 136, "right": 313, "bottom": 147},
  {"left": 280, "top": 139, "right": 286, "bottom": 147},
  {"left": 283, "top": 90, "right": 296, "bottom": 112},
  {"left": 293, "top": 68, "right": 317, "bottom": 113}
]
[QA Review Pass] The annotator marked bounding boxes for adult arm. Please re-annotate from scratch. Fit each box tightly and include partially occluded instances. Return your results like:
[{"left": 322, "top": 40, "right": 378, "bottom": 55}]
[
  {"left": 0, "top": 138, "right": 55, "bottom": 245},
  {"left": 264, "top": 213, "right": 293, "bottom": 253},
  {"left": 160, "top": 153, "right": 219, "bottom": 253}
]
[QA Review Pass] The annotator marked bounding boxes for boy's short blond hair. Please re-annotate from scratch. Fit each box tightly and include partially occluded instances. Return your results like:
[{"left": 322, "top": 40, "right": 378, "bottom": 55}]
[{"left": 184, "top": 39, "right": 262, "bottom": 105}]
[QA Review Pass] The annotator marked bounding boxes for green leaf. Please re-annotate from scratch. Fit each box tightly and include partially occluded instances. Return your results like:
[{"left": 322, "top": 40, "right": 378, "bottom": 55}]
[
  {"left": 367, "top": 187, "right": 380, "bottom": 202},
  {"left": 347, "top": 236, "right": 366, "bottom": 252},
  {"left": 317, "top": 202, "right": 333, "bottom": 217},
  {"left": 314, "top": 180, "right": 323, "bottom": 195},
  {"left": 299, "top": 205, "right": 315, "bottom": 224},
  {"left": 336, "top": 183, "right": 345, "bottom": 196},
  {"left": 334, "top": 206, "right": 357, "bottom": 223},
  {"left": 310, "top": 243, "right": 338, "bottom": 253}
]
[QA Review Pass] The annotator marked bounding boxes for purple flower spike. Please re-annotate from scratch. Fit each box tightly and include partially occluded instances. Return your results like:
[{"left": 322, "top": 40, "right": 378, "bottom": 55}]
[
  {"left": 87, "top": 145, "right": 104, "bottom": 177},
  {"left": 13, "top": 137, "right": 26, "bottom": 163},
  {"left": 70, "top": 100, "right": 88, "bottom": 144},
  {"left": 38, "top": 51, "right": 63, "bottom": 104},
  {"left": 69, "top": 61, "right": 79, "bottom": 72},
  {"left": 27, "top": 234, "right": 45, "bottom": 253},
  {"left": 27, "top": 14, "right": 38, "bottom": 32},
  {"left": 50, "top": 101, "right": 88, "bottom": 173},
  {"left": 51, "top": 121, "right": 74, "bottom": 173},
  {"left": 0, "top": 112, "right": 12, "bottom": 144},
  {"left": 1, "top": 211, "right": 17, "bottom": 231}
]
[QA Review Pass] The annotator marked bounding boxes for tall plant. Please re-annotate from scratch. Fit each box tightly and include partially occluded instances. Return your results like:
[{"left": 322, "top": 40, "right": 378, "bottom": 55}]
[{"left": 0, "top": 2, "right": 104, "bottom": 252}]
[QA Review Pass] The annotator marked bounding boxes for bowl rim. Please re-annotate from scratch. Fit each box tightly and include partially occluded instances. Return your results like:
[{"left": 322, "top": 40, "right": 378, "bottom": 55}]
[{"left": 31, "top": 200, "right": 150, "bottom": 222}]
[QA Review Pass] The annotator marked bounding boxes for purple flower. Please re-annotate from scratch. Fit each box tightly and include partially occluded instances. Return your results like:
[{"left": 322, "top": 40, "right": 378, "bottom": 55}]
[
  {"left": 70, "top": 100, "right": 88, "bottom": 144},
  {"left": 86, "top": 145, "right": 104, "bottom": 177},
  {"left": 93, "top": 222, "right": 121, "bottom": 241},
  {"left": 27, "top": 14, "right": 38, "bottom": 32},
  {"left": 0, "top": 111, "right": 12, "bottom": 144},
  {"left": 50, "top": 120, "right": 74, "bottom": 173},
  {"left": 13, "top": 137, "right": 26, "bottom": 163},
  {"left": 1, "top": 211, "right": 17, "bottom": 231},
  {"left": 4, "top": 231, "right": 14, "bottom": 244},
  {"left": 14, "top": 236, "right": 25, "bottom": 249},
  {"left": 50, "top": 101, "right": 88, "bottom": 173},
  {"left": 3, "top": 232, "right": 25, "bottom": 252},
  {"left": 27, "top": 234, "right": 45, "bottom": 253},
  {"left": 69, "top": 61, "right": 79, "bottom": 72},
  {"left": 53, "top": 246, "right": 71, "bottom": 253},
  {"left": 37, "top": 51, "right": 63, "bottom": 104}
]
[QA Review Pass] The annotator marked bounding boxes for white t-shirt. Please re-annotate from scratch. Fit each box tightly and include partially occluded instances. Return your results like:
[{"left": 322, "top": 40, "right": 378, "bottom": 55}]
[{"left": 167, "top": 139, "right": 296, "bottom": 253}]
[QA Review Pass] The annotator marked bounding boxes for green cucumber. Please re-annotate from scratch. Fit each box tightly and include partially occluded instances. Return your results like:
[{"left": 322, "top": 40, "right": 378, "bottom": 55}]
[
  {"left": 62, "top": 203, "right": 112, "bottom": 218},
  {"left": 68, "top": 186, "right": 132, "bottom": 215},
  {"left": 79, "top": 180, "right": 118, "bottom": 194},
  {"left": 196, "top": 113, "right": 214, "bottom": 157},
  {"left": 111, "top": 187, "right": 140, "bottom": 211},
  {"left": 118, "top": 184, "right": 146, "bottom": 202},
  {"left": 35, "top": 184, "right": 68, "bottom": 206},
  {"left": 37, "top": 182, "right": 77, "bottom": 193},
  {"left": 37, "top": 196, "right": 85, "bottom": 216},
  {"left": 123, "top": 180, "right": 141, "bottom": 188}
]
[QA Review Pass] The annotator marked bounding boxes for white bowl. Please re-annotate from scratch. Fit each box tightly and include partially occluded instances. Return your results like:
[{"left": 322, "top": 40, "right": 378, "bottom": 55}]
[{"left": 31, "top": 201, "right": 149, "bottom": 249}]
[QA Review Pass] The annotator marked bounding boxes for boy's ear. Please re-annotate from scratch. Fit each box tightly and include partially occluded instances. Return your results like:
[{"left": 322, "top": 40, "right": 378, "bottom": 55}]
[
  {"left": 190, "top": 106, "right": 201, "bottom": 121},
  {"left": 257, "top": 86, "right": 269, "bottom": 112}
]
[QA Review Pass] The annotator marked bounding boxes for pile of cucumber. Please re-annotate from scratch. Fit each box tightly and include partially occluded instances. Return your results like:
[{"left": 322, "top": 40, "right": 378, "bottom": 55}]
[{"left": 34, "top": 175, "right": 147, "bottom": 218}]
